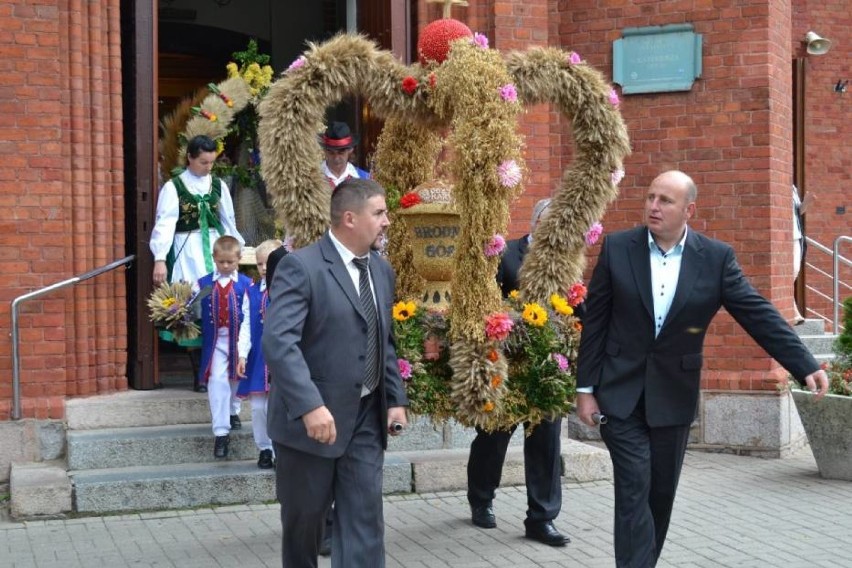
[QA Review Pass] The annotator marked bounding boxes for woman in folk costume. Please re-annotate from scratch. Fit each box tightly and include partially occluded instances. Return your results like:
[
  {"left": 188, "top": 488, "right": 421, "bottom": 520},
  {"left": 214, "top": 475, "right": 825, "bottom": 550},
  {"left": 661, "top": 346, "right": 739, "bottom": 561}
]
[
  {"left": 319, "top": 121, "right": 370, "bottom": 188},
  {"left": 150, "top": 134, "right": 245, "bottom": 391}
]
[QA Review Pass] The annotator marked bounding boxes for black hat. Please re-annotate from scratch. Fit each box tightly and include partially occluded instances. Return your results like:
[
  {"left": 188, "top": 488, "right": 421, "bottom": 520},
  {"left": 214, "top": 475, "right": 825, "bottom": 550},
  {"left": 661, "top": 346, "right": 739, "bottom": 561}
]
[{"left": 319, "top": 121, "right": 359, "bottom": 150}]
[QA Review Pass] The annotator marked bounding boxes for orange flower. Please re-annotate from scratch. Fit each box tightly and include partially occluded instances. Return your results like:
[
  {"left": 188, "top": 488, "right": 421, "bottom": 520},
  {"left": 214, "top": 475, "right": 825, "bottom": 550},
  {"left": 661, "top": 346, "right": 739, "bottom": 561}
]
[
  {"left": 486, "top": 349, "right": 499, "bottom": 362},
  {"left": 573, "top": 321, "right": 583, "bottom": 332},
  {"left": 483, "top": 401, "right": 495, "bottom": 412},
  {"left": 490, "top": 375, "right": 502, "bottom": 388}
]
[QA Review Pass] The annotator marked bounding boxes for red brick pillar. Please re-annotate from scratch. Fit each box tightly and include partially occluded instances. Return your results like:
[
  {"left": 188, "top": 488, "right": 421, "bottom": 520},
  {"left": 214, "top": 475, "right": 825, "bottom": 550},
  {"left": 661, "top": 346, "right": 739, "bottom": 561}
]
[{"left": 0, "top": 0, "right": 127, "bottom": 420}]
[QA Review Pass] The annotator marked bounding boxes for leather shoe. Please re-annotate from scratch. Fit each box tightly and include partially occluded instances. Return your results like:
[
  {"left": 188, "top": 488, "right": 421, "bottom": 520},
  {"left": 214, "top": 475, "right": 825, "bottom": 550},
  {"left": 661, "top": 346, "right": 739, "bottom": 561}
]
[
  {"left": 213, "top": 435, "right": 230, "bottom": 459},
  {"left": 194, "top": 384, "right": 207, "bottom": 393},
  {"left": 470, "top": 505, "right": 496, "bottom": 528},
  {"left": 525, "top": 521, "right": 569, "bottom": 546},
  {"left": 257, "top": 449, "right": 274, "bottom": 469},
  {"left": 230, "top": 414, "right": 242, "bottom": 430}
]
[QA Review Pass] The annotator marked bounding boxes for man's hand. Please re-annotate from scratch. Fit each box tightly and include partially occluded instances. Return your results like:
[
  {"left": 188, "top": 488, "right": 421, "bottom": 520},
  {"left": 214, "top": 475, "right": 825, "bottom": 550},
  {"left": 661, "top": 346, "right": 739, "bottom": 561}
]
[
  {"left": 302, "top": 406, "right": 336, "bottom": 444},
  {"left": 152, "top": 260, "right": 167, "bottom": 286},
  {"left": 804, "top": 369, "right": 830, "bottom": 401},
  {"left": 387, "top": 406, "right": 407, "bottom": 436},
  {"left": 576, "top": 392, "right": 602, "bottom": 427}
]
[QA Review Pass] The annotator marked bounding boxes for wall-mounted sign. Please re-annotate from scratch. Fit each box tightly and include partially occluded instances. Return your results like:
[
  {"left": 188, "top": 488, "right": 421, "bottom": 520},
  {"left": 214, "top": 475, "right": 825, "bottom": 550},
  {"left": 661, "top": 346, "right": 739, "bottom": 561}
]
[{"left": 613, "top": 24, "right": 702, "bottom": 94}]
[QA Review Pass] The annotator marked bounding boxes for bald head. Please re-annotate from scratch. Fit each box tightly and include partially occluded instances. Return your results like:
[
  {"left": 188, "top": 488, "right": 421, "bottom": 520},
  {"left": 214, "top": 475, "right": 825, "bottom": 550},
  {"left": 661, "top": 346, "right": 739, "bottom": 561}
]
[
  {"left": 531, "top": 198, "right": 552, "bottom": 233},
  {"left": 651, "top": 170, "right": 698, "bottom": 203},
  {"left": 644, "top": 170, "right": 697, "bottom": 251}
]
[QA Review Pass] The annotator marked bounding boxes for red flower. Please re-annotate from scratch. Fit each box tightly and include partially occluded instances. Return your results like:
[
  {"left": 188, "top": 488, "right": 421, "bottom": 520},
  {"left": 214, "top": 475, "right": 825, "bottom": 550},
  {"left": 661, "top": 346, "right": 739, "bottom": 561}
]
[
  {"left": 401, "top": 76, "right": 418, "bottom": 95},
  {"left": 428, "top": 73, "right": 437, "bottom": 89},
  {"left": 400, "top": 192, "right": 421, "bottom": 208},
  {"left": 567, "top": 282, "right": 587, "bottom": 307}
]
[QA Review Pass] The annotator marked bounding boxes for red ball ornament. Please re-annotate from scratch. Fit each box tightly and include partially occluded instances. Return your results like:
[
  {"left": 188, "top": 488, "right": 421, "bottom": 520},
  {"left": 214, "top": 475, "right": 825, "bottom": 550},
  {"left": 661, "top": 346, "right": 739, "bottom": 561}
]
[{"left": 417, "top": 18, "right": 473, "bottom": 65}]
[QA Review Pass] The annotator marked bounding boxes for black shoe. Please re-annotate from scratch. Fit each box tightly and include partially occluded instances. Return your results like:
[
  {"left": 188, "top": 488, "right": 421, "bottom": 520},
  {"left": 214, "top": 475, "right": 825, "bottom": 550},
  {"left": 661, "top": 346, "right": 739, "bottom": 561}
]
[
  {"left": 524, "top": 521, "right": 569, "bottom": 546},
  {"left": 257, "top": 449, "right": 274, "bottom": 469},
  {"left": 230, "top": 414, "right": 242, "bottom": 430},
  {"left": 194, "top": 383, "right": 207, "bottom": 393},
  {"left": 213, "top": 435, "right": 230, "bottom": 459},
  {"left": 471, "top": 505, "right": 496, "bottom": 528},
  {"left": 319, "top": 535, "right": 331, "bottom": 557}
]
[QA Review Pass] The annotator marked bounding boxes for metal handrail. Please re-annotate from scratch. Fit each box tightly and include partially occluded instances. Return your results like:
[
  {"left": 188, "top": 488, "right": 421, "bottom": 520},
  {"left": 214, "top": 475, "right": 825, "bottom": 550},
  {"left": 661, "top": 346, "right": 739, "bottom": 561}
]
[{"left": 9, "top": 255, "right": 135, "bottom": 420}]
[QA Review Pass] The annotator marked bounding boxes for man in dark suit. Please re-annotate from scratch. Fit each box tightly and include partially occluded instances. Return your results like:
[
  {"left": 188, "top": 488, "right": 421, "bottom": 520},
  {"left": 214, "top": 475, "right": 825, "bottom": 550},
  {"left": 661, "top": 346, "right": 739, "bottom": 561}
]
[
  {"left": 575, "top": 170, "right": 829, "bottom": 567},
  {"left": 262, "top": 178, "right": 409, "bottom": 567},
  {"left": 466, "top": 198, "right": 569, "bottom": 547}
]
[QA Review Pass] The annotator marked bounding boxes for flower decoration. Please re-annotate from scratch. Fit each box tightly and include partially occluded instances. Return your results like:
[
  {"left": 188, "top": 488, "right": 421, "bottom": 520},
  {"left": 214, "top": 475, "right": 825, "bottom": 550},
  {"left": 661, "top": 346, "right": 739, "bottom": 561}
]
[
  {"left": 508, "top": 290, "right": 520, "bottom": 300},
  {"left": 393, "top": 300, "right": 418, "bottom": 321},
  {"left": 490, "top": 375, "right": 503, "bottom": 388},
  {"left": 567, "top": 282, "right": 587, "bottom": 307},
  {"left": 398, "top": 358, "right": 413, "bottom": 380},
  {"left": 484, "top": 234, "right": 506, "bottom": 257},
  {"left": 568, "top": 51, "right": 582, "bottom": 65},
  {"left": 584, "top": 222, "right": 603, "bottom": 246},
  {"left": 282, "top": 235, "right": 295, "bottom": 253},
  {"left": 608, "top": 88, "right": 620, "bottom": 107},
  {"left": 485, "top": 312, "right": 514, "bottom": 341},
  {"left": 486, "top": 349, "right": 500, "bottom": 362},
  {"left": 522, "top": 303, "right": 548, "bottom": 327},
  {"left": 147, "top": 281, "right": 203, "bottom": 342},
  {"left": 417, "top": 18, "right": 473, "bottom": 65},
  {"left": 499, "top": 83, "right": 518, "bottom": 103},
  {"left": 550, "top": 293, "right": 573, "bottom": 316},
  {"left": 402, "top": 75, "right": 419, "bottom": 95},
  {"left": 428, "top": 72, "right": 437, "bottom": 89},
  {"left": 483, "top": 401, "right": 495, "bottom": 412},
  {"left": 472, "top": 32, "right": 489, "bottom": 49},
  {"left": 552, "top": 353, "right": 569, "bottom": 372},
  {"left": 611, "top": 168, "right": 625, "bottom": 185},
  {"left": 286, "top": 55, "right": 307, "bottom": 74},
  {"left": 399, "top": 192, "right": 422, "bottom": 208},
  {"left": 497, "top": 159, "right": 522, "bottom": 188}
]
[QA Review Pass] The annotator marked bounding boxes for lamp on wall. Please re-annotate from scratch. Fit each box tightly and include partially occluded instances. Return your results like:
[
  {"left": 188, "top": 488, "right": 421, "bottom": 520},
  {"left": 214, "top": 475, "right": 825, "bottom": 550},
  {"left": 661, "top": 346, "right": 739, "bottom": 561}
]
[
  {"left": 836, "top": 80, "right": 849, "bottom": 94},
  {"left": 802, "top": 31, "right": 832, "bottom": 55}
]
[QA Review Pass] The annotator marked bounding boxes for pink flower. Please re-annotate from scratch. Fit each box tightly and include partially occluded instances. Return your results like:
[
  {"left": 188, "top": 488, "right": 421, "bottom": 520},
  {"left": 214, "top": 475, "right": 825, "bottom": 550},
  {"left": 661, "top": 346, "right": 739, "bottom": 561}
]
[
  {"left": 611, "top": 168, "right": 625, "bottom": 185},
  {"left": 473, "top": 32, "right": 489, "bottom": 49},
  {"left": 499, "top": 83, "right": 518, "bottom": 103},
  {"left": 552, "top": 353, "right": 569, "bottom": 372},
  {"left": 567, "top": 282, "right": 588, "bottom": 307},
  {"left": 568, "top": 52, "right": 582, "bottom": 65},
  {"left": 286, "top": 56, "right": 306, "bottom": 73},
  {"left": 283, "top": 235, "right": 295, "bottom": 252},
  {"left": 584, "top": 222, "right": 603, "bottom": 246},
  {"left": 608, "top": 88, "right": 620, "bottom": 107},
  {"left": 398, "top": 358, "right": 412, "bottom": 380},
  {"left": 484, "top": 234, "right": 506, "bottom": 257},
  {"left": 485, "top": 312, "right": 514, "bottom": 341},
  {"left": 497, "top": 159, "right": 522, "bottom": 188}
]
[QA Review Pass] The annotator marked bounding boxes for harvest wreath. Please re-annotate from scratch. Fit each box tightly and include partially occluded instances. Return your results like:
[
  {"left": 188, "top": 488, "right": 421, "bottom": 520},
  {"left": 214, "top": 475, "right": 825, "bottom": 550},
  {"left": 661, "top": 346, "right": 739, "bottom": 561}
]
[{"left": 257, "top": 20, "right": 630, "bottom": 430}]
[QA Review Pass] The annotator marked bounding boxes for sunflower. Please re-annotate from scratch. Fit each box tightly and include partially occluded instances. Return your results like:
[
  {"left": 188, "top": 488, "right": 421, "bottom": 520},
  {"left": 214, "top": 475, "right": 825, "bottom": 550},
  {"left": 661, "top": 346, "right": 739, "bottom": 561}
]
[
  {"left": 392, "top": 301, "right": 418, "bottom": 321},
  {"left": 550, "top": 293, "right": 573, "bottom": 316},
  {"left": 522, "top": 303, "right": 548, "bottom": 327}
]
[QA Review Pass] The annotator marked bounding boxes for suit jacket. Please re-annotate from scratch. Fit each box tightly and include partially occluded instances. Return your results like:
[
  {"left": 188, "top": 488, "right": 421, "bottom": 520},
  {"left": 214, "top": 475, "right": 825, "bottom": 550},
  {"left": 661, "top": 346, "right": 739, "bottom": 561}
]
[
  {"left": 496, "top": 235, "right": 529, "bottom": 297},
  {"left": 576, "top": 226, "right": 819, "bottom": 427},
  {"left": 262, "top": 232, "right": 408, "bottom": 457}
]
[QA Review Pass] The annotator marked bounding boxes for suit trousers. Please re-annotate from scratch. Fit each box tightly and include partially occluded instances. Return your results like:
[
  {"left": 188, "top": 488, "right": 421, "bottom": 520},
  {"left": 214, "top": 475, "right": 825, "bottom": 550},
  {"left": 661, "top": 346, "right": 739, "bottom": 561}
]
[
  {"left": 467, "top": 418, "right": 562, "bottom": 523},
  {"left": 275, "top": 390, "right": 385, "bottom": 568},
  {"left": 600, "top": 400, "right": 690, "bottom": 568}
]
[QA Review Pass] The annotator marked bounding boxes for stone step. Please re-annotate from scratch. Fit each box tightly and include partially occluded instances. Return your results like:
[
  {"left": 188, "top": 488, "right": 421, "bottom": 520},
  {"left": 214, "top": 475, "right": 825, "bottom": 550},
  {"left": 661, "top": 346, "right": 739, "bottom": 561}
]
[
  {"left": 10, "top": 461, "right": 72, "bottom": 519},
  {"left": 67, "top": 438, "right": 611, "bottom": 514},
  {"left": 793, "top": 318, "right": 828, "bottom": 336},
  {"left": 797, "top": 334, "right": 837, "bottom": 357}
]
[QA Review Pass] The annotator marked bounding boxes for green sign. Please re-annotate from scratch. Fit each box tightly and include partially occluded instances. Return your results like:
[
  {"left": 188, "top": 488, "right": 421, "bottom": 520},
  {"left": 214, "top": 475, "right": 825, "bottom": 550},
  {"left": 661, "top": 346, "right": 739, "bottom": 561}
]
[{"left": 613, "top": 24, "right": 702, "bottom": 94}]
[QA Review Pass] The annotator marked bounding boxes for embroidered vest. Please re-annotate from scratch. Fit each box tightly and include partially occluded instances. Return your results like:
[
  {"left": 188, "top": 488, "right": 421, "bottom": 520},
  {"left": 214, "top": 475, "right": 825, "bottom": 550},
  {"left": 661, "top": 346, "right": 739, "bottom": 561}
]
[{"left": 173, "top": 176, "right": 225, "bottom": 234}]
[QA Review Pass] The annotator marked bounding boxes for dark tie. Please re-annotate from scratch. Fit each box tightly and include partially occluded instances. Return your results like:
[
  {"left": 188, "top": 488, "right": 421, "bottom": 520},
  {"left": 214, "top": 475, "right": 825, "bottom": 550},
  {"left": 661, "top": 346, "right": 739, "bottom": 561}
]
[{"left": 352, "top": 257, "right": 379, "bottom": 393}]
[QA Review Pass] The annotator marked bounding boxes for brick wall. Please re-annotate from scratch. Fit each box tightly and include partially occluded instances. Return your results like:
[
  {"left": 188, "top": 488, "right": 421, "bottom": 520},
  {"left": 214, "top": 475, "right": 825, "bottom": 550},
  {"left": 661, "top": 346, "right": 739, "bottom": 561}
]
[
  {"left": 0, "top": 0, "right": 127, "bottom": 420},
  {"left": 792, "top": 0, "right": 852, "bottom": 323}
]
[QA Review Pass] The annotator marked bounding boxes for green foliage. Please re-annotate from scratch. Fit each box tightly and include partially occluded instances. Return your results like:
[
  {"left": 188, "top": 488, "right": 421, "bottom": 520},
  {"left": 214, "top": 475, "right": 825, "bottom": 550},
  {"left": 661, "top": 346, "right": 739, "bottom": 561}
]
[{"left": 825, "top": 296, "right": 852, "bottom": 396}]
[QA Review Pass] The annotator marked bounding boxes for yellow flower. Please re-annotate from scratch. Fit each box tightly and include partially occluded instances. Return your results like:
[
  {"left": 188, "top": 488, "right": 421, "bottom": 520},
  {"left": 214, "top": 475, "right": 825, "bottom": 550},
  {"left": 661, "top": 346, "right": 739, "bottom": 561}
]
[
  {"left": 522, "top": 303, "right": 548, "bottom": 326},
  {"left": 483, "top": 401, "right": 495, "bottom": 412},
  {"left": 392, "top": 301, "right": 417, "bottom": 321},
  {"left": 509, "top": 290, "right": 519, "bottom": 300},
  {"left": 550, "top": 294, "right": 574, "bottom": 316},
  {"left": 215, "top": 139, "right": 225, "bottom": 155},
  {"left": 226, "top": 62, "right": 239, "bottom": 78},
  {"left": 161, "top": 297, "right": 176, "bottom": 308}
]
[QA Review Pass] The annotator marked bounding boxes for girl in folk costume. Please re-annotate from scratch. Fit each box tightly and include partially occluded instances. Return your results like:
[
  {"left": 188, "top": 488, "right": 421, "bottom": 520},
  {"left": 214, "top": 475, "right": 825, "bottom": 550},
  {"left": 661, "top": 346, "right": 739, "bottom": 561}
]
[
  {"left": 237, "top": 239, "right": 282, "bottom": 469},
  {"left": 319, "top": 121, "right": 370, "bottom": 188},
  {"left": 150, "top": 134, "right": 245, "bottom": 391},
  {"left": 196, "top": 236, "right": 252, "bottom": 459}
]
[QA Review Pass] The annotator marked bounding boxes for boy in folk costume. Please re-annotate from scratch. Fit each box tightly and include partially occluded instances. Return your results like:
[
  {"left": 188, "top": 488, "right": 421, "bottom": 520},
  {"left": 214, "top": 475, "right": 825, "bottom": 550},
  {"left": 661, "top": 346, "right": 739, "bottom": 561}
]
[
  {"left": 237, "top": 239, "right": 283, "bottom": 469},
  {"left": 196, "top": 235, "right": 252, "bottom": 458}
]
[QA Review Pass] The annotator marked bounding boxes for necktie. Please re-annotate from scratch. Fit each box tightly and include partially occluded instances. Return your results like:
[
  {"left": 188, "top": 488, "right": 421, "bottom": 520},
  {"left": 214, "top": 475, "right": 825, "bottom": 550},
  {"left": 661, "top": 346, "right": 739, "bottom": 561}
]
[{"left": 352, "top": 257, "right": 379, "bottom": 393}]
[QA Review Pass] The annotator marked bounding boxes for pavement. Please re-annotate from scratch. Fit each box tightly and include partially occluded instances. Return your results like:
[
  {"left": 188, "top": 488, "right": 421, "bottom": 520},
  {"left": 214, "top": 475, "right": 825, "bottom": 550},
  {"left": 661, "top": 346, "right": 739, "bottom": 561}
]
[{"left": 1, "top": 446, "right": 850, "bottom": 568}]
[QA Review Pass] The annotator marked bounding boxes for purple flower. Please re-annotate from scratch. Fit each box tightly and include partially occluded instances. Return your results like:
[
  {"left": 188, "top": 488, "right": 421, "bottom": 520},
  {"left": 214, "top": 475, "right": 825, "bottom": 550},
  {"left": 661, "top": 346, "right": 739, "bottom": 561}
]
[
  {"left": 552, "top": 353, "right": 569, "bottom": 372},
  {"left": 568, "top": 52, "right": 582, "bottom": 65},
  {"left": 611, "top": 168, "right": 625, "bottom": 185},
  {"left": 497, "top": 159, "right": 522, "bottom": 188},
  {"left": 286, "top": 56, "right": 306, "bottom": 73},
  {"left": 608, "top": 88, "right": 620, "bottom": 107},
  {"left": 398, "top": 358, "right": 412, "bottom": 380},
  {"left": 499, "top": 83, "right": 518, "bottom": 103},
  {"left": 283, "top": 235, "right": 295, "bottom": 253},
  {"left": 484, "top": 234, "right": 506, "bottom": 258},
  {"left": 472, "top": 32, "right": 489, "bottom": 49},
  {"left": 584, "top": 222, "right": 603, "bottom": 246}
]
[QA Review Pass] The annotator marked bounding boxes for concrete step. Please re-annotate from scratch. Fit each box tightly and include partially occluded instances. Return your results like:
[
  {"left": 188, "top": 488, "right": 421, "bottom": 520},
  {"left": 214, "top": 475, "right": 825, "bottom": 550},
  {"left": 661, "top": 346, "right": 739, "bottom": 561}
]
[
  {"left": 793, "top": 318, "right": 827, "bottom": 336},
  {"left": 67, "top": 438, "right": 611, "bottom": 514},
  {"left": 797, "top": 333, "right": 837, "bottom": 357},
  {"left": 10, "top": 461, "right": 72, "bottom": 519}
]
